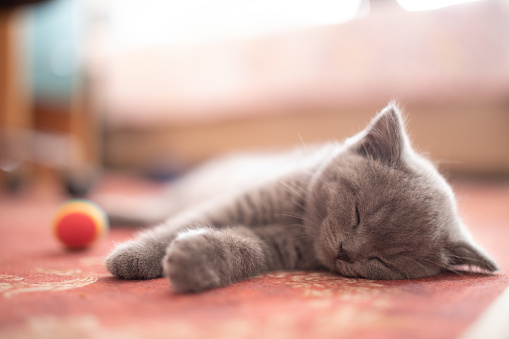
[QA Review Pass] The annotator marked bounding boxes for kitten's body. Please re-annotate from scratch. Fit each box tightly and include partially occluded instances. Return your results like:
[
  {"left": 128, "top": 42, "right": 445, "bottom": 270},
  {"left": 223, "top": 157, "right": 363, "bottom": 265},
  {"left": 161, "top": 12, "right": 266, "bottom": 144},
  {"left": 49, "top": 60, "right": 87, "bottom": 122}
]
[{"left": 106, "top": 103, "right": 497, "bottom": 293}]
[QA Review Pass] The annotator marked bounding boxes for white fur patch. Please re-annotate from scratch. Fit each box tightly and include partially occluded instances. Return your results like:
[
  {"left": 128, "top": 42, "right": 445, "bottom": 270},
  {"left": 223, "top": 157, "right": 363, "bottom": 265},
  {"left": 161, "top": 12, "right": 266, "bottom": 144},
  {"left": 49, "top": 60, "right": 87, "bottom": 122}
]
[{"left": 175, "top": 228, "right": 209, "bottom": 241}]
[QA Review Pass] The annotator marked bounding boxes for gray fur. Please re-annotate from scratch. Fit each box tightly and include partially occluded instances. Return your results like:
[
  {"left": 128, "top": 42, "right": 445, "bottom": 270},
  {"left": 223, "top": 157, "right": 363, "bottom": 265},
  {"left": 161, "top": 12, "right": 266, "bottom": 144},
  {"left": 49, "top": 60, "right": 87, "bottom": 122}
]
[{"left": 106, "top": 102, "right": 498, "bottom": 293}]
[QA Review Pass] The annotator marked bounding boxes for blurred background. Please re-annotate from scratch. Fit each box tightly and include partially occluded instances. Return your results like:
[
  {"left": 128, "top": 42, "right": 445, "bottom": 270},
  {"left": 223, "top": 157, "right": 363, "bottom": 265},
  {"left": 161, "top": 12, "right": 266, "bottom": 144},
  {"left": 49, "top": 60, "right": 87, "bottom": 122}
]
[{"left": 1, "top": 0, "right": 509, "bottom": 196}]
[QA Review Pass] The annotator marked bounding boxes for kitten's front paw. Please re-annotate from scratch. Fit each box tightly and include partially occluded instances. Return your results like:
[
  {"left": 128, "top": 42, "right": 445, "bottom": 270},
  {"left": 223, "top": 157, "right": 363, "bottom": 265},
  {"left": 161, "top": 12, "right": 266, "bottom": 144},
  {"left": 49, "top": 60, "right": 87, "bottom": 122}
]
[
  {"left": 106, "top": 239, "right": 165, "bottom": 280},
  {"left": 163, "top": 230, "right": 226, "bottom": 293}
]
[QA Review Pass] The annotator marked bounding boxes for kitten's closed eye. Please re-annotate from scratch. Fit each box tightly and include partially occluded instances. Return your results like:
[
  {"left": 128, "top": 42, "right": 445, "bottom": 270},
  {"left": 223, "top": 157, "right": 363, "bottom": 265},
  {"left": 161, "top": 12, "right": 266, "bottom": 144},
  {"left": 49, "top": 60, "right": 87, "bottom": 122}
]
[{"left": 353, "top": 205, "right": 360, "bottom": 229}]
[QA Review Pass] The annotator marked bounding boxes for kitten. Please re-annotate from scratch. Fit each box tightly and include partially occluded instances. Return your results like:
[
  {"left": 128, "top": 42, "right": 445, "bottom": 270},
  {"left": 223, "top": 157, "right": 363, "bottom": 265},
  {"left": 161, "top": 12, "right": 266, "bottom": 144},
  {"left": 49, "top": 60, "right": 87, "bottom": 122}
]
[{"left": 106, "top": 102, "right": 498, "bottom": 293}]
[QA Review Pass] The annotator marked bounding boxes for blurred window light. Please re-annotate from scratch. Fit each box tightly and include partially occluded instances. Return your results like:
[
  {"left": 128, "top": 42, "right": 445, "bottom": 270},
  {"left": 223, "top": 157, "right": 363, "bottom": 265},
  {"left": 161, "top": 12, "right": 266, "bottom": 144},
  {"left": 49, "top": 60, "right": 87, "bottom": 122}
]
[
  {"left": 397, "top": 0, "right": 484, "bottom": 11},
  {"left": 108, "top": 0, "right": 366, "bottom": 48}
]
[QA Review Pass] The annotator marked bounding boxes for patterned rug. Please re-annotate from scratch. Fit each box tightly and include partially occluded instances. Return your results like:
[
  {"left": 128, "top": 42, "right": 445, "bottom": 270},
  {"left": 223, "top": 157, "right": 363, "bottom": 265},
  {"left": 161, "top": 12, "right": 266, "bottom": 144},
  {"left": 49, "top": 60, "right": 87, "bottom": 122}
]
[{"left": 1, "top": 176, "right": 508, "bottom": 339}]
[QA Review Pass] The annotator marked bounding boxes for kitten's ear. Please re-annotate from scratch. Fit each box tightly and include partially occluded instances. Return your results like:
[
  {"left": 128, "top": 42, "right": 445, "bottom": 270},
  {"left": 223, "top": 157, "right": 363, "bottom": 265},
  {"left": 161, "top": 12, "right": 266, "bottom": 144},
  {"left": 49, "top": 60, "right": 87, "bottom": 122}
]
[
  {"left": 352, "top": 102, "right": 409, "bottom": 166},
  {"left": 444, "top": 240, "right": 498, "bottom": 273}
]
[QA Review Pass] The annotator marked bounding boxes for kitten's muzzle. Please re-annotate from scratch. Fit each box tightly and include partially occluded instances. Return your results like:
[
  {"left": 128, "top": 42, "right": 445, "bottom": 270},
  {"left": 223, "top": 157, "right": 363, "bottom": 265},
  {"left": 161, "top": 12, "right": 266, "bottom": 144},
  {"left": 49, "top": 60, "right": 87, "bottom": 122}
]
[{"left": 336, "top": 243, "right": 353, "bottom": 263}]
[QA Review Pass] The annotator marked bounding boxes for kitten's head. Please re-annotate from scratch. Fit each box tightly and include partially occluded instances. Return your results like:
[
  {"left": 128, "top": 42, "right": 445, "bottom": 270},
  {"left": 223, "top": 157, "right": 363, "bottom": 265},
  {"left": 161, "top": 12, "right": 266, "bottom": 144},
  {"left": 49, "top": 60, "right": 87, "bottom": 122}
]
[{"left": 308, "top": 102, "right": 497, "bottom": 280}]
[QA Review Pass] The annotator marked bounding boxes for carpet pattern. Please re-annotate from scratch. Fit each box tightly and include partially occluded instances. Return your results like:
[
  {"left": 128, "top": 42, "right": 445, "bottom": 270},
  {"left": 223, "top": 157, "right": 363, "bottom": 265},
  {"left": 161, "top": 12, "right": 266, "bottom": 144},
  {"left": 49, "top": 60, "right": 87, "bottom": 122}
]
[{"left": 1, "top": 177, "right": 508, "bottom": 339}]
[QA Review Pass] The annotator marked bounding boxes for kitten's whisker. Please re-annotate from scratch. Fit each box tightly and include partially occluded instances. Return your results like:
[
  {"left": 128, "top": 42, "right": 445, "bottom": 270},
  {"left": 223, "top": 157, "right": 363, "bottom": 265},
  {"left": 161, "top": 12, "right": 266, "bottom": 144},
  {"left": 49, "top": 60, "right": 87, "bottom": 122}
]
[
  {"left": 403, "top": 256, "right": 433, "bottom": 272},
  {"left": 274, "top": 213, "right": 318, "bottom": 227},
  {"left": 279, "top": 182, "right": 306, "bottom": 200},
  {"left": 289, "top": 223, "right": 315, "bottom": 231},
  {"left": 290, "top": 235, "right": 311, "bottom": 242},
  {"left": 297, "top": 133, "right": 308, "bottom": 151}
]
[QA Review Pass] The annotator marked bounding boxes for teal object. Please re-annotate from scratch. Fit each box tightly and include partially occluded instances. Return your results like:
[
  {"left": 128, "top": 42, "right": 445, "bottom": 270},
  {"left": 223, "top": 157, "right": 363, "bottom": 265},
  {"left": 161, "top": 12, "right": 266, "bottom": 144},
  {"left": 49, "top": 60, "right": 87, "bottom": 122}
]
[{"left": 27, "top": 0, "right": 82, "bottom": 104}]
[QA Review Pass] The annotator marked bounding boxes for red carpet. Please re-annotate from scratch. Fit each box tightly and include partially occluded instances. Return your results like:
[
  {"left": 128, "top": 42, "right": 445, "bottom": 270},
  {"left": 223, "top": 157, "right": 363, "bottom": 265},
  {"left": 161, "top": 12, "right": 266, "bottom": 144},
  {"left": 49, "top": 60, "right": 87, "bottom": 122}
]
[{"left": 1, "top": 176, "right": 508, "bottom": 339}]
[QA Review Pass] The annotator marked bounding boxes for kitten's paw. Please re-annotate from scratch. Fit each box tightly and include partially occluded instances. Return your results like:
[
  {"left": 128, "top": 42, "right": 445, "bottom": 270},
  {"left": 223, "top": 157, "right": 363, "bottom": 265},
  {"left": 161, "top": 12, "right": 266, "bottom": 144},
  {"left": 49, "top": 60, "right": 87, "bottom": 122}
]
[
  {"left": 106, "top": 239, "right": 165, "bottom": 280},
  {"left": 163, "top": 230, "right": 226, "bottom": 293}
]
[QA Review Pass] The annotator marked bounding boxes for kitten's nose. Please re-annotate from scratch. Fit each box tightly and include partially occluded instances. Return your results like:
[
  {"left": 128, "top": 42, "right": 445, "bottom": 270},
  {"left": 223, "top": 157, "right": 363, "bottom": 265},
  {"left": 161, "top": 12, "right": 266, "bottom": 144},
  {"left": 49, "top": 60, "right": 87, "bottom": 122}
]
[{"left": 336, "top": 243, "right": 353, "bottom": 263}]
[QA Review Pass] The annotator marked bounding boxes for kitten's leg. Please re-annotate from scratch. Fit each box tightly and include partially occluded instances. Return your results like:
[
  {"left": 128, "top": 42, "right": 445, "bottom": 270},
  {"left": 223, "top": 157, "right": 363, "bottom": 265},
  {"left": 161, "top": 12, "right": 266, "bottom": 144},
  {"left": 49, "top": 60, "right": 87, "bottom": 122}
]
[
  {"left": 106, "top": 180, "right": 309, "bottom": 281},
  {"left": 163, "top": 226, "right": 266, "bottom": 292},
  {"left": 105, "top": 192, "right": 241, "bottom": 280},
  {"left": 163, "top": 224, "right": 315, "bottom": 293},
  {"left": 105, "top": 223, "right": 183, "bottom": 279},
  {"left": 106, "top": 199, "right": 239, "bottom": 280}
]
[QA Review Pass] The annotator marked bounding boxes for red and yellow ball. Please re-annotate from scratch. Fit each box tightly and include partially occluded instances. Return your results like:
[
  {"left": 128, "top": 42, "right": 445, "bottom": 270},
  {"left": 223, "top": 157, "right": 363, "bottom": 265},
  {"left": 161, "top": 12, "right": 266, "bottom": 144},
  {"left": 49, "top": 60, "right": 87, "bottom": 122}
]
[{"left": 53, "top": 200, "right": 109, "bottom": 249}]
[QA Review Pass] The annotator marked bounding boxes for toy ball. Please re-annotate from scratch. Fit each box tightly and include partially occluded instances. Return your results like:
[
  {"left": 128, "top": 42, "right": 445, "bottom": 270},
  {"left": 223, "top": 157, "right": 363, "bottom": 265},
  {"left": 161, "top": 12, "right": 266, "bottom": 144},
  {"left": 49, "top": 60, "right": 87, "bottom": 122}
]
[{"left": 53, "top": 199, "right": 109, "bottom": 249}]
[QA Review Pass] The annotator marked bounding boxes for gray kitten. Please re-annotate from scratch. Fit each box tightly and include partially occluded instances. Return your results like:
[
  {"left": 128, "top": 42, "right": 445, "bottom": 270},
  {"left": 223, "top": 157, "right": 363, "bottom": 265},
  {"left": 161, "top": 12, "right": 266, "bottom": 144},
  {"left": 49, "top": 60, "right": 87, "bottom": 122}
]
[{"left": 106, "top": 103, "right": 497, "bottom": 293}]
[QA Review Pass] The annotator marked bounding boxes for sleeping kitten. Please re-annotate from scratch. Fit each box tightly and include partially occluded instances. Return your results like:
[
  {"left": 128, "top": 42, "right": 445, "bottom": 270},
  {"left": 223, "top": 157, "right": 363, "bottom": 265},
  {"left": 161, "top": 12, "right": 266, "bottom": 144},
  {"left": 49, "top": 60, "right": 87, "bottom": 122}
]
[{"left": 106, "top": 102, "right": 497, "bottom": 293}]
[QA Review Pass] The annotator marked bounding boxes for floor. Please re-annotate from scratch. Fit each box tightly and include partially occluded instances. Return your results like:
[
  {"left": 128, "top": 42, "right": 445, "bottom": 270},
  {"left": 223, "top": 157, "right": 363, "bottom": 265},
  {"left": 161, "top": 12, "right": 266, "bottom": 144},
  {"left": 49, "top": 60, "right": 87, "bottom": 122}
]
[{"left": 0, "top": 174, "right": 508, "bottom": 339}]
